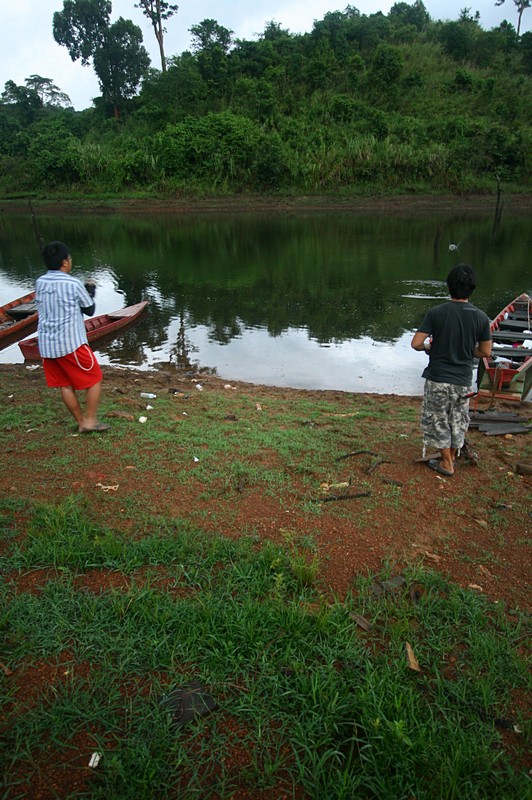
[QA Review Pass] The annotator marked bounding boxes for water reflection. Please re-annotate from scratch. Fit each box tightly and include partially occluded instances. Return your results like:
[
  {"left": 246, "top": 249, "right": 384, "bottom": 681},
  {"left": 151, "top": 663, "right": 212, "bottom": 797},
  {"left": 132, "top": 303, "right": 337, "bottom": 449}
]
[{"left": 0, "top": 209, "right": 530, "bottom": 394}]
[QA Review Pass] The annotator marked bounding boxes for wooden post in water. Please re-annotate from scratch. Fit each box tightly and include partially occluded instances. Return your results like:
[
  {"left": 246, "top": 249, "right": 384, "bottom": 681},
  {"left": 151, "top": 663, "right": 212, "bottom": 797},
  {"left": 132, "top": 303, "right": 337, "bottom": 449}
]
[
  {"left": 492, "top": 175, "right": 503, "bottom": 237},
  {"left": 28, "top": 199, "right": 44, "bottom": 256},
  {"left": 433, "top": 226, "right": 441, "bottom": 264}
]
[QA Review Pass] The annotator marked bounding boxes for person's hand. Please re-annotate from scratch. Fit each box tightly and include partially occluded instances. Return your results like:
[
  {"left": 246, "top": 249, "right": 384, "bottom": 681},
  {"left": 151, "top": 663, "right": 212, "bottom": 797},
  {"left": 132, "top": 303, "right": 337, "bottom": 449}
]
[{"left": 84, "top": 280, "right": 96, "bottom": 299}]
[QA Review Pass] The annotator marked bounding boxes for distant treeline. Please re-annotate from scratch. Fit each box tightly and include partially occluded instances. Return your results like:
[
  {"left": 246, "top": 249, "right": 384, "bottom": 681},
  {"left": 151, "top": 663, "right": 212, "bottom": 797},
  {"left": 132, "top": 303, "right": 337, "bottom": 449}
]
[{"left": 1, "top": 3, "right": 531, "bottom": 196}]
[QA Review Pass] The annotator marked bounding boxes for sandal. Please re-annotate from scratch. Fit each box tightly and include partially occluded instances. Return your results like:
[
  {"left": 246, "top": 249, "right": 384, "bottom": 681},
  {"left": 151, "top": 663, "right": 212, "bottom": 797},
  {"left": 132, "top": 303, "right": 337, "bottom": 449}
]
[
  {"left": 79, "top": 422, "right": 110, "bottom": 433},
  {"left": 428, "top": 458, "right": 453, "bottom": 477}
]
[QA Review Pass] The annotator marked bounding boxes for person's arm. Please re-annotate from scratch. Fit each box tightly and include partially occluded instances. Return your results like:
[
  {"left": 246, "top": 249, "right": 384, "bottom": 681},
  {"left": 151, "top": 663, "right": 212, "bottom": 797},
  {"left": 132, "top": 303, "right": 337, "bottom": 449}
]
[
  {"left": 411, "top": 331, "right": 431, "bottom": 353},
  {"left": 80, "top": 302, "right": 95, "bottom": 317},
  {"left": 80, "top": 281, "right": 95, "bottom": 317},
  {"left": 474, "top": 340, "right": 492, "bottom": 359}
]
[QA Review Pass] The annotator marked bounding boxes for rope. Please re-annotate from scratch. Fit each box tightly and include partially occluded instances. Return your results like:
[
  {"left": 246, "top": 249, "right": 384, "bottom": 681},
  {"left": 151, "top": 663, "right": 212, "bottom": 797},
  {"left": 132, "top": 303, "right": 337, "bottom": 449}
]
[{"left": 74, "top": 344, "right": 95, "bottom": 372}]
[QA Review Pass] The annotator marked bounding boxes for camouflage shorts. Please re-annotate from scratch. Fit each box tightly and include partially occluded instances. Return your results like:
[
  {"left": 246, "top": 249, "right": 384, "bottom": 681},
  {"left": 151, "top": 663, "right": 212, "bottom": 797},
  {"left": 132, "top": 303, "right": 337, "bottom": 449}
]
[{"left": 421, "top": 379, "right": 471, "bottom": 452}]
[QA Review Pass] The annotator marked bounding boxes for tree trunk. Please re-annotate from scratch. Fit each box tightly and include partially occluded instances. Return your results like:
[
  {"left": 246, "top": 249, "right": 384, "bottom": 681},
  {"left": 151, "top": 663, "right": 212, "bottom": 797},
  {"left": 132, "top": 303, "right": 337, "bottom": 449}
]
[{"left": 157, "top": 29, "right": 166, "bottom": 72}]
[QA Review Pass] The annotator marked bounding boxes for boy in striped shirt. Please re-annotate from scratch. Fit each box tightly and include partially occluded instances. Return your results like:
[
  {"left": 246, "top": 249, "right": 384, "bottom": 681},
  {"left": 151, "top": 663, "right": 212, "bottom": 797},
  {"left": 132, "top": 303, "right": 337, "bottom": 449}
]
[{"left": 36, "top": 241, "right": 109, "bottom": 433}]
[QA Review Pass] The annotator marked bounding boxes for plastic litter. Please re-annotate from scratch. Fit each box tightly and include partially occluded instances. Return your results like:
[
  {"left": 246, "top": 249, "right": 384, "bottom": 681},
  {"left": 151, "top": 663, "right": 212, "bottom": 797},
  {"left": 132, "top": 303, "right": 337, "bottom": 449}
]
[
  {"left": 140, "top": 392, "right": 156, "bottom": 399},
  {"left": 96, "top": 482, "right": 119, "bottom": 492},
  {"left": 88, "top": 752, "right": 102, "bottom": 768},
  {"left": 139, "top": 416, "right": 148, "bottom": 423},
  {"left": 196, "top": 384, "right": 203, "bottom": 391}
]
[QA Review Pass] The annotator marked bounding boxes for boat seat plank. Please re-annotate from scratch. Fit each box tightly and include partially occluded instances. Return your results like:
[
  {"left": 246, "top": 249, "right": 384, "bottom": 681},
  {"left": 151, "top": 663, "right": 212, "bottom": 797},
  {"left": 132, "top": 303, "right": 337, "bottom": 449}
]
[
  {"left": 490, "top": 346, "right": 530, "bottom": 359},
  {"left": 498, "top": 319, "right": 532, "bottom": 331},
  {"left": 469, "top": 411, "right": 524, "bottom": 422},
  {"left": 492, "top": 330, "right": 532, "bottom": 343},
  {"left": 481, "top": 424, "right": 532, "bottom": 435},
  {"left": 7, "top": 303, "right": 38, "bottom": 320}
]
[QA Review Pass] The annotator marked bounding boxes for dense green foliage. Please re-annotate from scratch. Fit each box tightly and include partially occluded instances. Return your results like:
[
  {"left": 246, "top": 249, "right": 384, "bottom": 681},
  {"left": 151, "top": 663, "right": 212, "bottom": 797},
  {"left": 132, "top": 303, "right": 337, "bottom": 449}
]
[{"left": 1, "top": 2, "right": 531, "bottom": 196}]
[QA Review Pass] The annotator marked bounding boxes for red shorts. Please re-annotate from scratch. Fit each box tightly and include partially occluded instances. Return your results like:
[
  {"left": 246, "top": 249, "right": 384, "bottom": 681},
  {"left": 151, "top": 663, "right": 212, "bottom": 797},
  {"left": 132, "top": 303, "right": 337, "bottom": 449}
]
[{"left": 43, "top": 345, "right": 103, "bottom": 390}]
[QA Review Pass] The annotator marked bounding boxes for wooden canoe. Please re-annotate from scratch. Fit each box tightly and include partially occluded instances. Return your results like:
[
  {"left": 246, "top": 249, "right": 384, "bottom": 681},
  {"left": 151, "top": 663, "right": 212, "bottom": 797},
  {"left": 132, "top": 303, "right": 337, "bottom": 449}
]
[
  {"left": 0, "top": 291, "right": 38, "bottom": 348},
  {"left": 477, "top": 293, "right": 532, "bottom": 402},
  {"left": 19, "top": 300, "right": 149, "bottom": 361}
]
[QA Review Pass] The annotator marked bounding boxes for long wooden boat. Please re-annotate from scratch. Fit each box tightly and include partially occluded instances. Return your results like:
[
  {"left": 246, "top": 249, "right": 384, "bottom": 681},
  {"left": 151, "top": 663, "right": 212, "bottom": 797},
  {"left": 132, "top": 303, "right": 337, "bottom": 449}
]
[
  {"left": 0, "top": 291, "right": 38, "bottom": 348},
  {"left": 19, "top": 300, "right": 149, "bottom": 361},
  {"left": 477, "top": 293, "right": 532, "bottom": 403}
]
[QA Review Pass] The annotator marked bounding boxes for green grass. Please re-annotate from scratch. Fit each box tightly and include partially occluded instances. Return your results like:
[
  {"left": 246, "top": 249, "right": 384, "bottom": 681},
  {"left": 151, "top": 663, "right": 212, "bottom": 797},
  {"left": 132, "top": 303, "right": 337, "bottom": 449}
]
[
  {"left": 4, "top": 381, "right": 408, "bottom": 478},
  {"left": 1, "top": 496, "right": 529, "bottom": 799}
]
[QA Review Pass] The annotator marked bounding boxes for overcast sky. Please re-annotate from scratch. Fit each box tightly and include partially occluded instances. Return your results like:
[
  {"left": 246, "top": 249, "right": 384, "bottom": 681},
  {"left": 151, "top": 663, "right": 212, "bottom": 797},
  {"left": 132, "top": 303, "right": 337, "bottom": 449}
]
[{"left": 1, "top": 1, "right": 529, "bottom": 110}]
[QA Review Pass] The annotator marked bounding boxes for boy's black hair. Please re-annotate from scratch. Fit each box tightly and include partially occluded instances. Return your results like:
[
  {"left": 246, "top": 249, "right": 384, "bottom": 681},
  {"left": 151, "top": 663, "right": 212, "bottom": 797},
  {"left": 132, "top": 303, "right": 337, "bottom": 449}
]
[
  {"left": 447, "top": 263, "right": 476, "bottom": 300},
  {"left": 43, "top": 241, "right": 70, "bottom": 270}
]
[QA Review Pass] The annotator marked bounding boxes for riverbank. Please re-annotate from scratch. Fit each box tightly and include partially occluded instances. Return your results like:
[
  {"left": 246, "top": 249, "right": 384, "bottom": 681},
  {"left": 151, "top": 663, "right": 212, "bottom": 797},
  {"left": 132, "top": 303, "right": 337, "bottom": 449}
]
[
  {"left": 2, "top": 192, "right": 532, "bottom": 216},
  {"left": 2, "top": 362, "right": 530, "bottom": 611}
]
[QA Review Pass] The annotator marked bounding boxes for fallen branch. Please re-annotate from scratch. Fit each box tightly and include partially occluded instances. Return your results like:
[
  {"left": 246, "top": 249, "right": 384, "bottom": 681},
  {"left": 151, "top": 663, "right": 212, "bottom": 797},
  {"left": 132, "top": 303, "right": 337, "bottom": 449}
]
[
  {"left": 382, "top": 477, "right": 404, "bottom": 487},
  {"left": 335, "top": 449, "right": 377, "bottom": 463},
  {"left": 515, "top": 462, "right": 532, "bottom": 475},
  {"left": 311, "top": 492, "right": 371, "bottom": 503},
  {"left": 367, "top": 458, "right": 394, "bottom": 474}
]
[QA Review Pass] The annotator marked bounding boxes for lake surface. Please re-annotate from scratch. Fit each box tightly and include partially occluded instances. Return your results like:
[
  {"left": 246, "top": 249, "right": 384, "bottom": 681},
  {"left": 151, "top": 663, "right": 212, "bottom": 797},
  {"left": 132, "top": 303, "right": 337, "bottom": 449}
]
[{"left": 0, "top": 207, "right": 530, "bottom": 395}]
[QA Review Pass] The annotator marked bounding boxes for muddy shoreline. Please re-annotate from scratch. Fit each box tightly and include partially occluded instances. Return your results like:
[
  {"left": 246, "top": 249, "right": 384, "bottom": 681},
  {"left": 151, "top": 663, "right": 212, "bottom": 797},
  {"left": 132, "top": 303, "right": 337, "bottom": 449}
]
[{"left": 2, "top": 192, "right": 532, "bottom": 216}]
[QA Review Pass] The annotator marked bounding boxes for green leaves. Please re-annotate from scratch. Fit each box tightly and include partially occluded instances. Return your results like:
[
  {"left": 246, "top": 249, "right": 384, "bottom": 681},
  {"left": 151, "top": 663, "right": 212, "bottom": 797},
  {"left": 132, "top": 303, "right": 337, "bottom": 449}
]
[
  {"left": 52, "top": 1, "right": 150, "bottom": 116},
  {"left": 53, "top": 0, "right": 112, "bottom": 65},
  {"left": 155, "top": 112, "right": 287, "bottom": 190}
]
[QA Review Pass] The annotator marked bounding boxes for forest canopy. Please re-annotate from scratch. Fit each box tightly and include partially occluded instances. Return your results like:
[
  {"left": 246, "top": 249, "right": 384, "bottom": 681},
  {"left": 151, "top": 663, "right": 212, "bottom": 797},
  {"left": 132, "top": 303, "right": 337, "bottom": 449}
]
[{"left": 1, "top": 1, "right": 531, "bottom": 196}]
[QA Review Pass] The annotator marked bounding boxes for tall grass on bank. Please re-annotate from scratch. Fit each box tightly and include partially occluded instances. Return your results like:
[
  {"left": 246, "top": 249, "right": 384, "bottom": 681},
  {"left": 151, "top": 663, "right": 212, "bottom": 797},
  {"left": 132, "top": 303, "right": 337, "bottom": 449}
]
[{"left": 1, "top": 497, "right": 529, "bottom": 799}]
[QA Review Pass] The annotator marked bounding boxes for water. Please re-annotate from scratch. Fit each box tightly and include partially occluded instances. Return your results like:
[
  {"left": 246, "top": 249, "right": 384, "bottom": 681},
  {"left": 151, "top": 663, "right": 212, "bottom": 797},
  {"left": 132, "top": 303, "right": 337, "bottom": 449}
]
[{"left": 0, "top": 208, "right": 530, "bottom": 395}]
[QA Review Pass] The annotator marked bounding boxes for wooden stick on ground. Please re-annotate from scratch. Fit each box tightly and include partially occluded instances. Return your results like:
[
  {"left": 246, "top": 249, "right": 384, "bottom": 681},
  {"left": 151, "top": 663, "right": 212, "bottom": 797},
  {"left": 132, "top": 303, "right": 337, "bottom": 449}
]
[
  {"left": 367, "top": 459, "right": 394, "bottom": 474},
  {"left": 312, "top": 492, "right": 371, "bottom": 503},
  {"left": 335, "top": 450, "right": 377, "bottom": 462}
]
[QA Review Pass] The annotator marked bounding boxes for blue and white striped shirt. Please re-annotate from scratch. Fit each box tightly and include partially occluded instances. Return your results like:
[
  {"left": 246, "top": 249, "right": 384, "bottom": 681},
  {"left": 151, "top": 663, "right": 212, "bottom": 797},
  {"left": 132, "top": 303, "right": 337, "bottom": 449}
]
[{"left": 36, "top": 271, "right": 94, "bottom": 359}]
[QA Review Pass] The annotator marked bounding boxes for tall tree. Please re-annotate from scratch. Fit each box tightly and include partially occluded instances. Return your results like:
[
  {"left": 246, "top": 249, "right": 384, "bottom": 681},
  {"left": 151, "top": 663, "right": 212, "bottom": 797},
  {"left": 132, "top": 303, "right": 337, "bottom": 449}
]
[
  {"left": 189, "top": 19, "right": 233, "bottom": 87},
  {"left": 53, "top": 1, "right": 150, "bottom": 115},
  {"left": 134, "top": 1, "right": 178, "bottom": 72},
  {"left": 495, "top": 0, "right": 530, "bottom": 34},
  {"left": 25, "top": 76, "right": 72, "bottom": 108},
  {"left": 388, "top": 1, "right": 430, "bottom": 30},
  {"left": 93, "top": 18, "right": 151, "bottom": 117},
  {"left": 53, "top": 0, "right": 111, "bottom": 64},
  {"left": 1, "top": 80, "right": 42, "bottom": 124},
  {"left": 189, "top": 19, "right": 233, "bottom": 54}
]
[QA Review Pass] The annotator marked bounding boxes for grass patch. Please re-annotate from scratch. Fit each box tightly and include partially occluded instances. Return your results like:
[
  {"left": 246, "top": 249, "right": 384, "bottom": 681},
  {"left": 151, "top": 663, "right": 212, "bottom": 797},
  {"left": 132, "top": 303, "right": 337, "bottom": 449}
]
[{"left": 1, "top": 497, "right": 529, "bottom": 799}]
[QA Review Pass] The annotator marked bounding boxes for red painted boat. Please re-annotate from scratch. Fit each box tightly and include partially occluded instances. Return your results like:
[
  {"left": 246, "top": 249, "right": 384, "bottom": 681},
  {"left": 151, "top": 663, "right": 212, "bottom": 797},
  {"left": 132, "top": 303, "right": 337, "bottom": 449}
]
[
  {"left": 19, "top": 300, "right": 149, "bottom": 360},
  {"left": 0, "top": 291, "right": 38, "bottom": 348},
  {"left": 477, "top": 293, "right": 532, "bottom": 402}
]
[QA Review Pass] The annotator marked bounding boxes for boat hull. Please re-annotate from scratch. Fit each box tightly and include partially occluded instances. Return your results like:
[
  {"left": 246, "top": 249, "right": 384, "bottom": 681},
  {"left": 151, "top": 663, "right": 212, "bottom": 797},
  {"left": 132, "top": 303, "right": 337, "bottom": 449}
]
[
  {"left": 477, "top": 293, "right": 532, "bottom": 403},
  {"left": 19, "top": 301, "right": 149, "bottom": 361},
  {"left": 0, "top": 292, "right": 38, "bottom": 349}
]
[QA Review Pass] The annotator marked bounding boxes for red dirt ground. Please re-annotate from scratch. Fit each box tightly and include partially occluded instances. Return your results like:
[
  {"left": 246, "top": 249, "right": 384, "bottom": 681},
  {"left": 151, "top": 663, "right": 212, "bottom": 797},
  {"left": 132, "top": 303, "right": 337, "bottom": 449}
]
[
  {"left": 1, "top": 364, "right": 530, "bottom": 800},
  {"left": 2, "top": 364, "right": 530, "bottom": 610}
]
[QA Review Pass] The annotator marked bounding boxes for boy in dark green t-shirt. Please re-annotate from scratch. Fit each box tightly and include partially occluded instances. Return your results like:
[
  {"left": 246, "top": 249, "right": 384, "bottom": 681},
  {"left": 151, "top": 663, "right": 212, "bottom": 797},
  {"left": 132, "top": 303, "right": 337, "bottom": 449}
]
[{"left": 411, "top": 264, "right": 491, "bottom": 477}]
